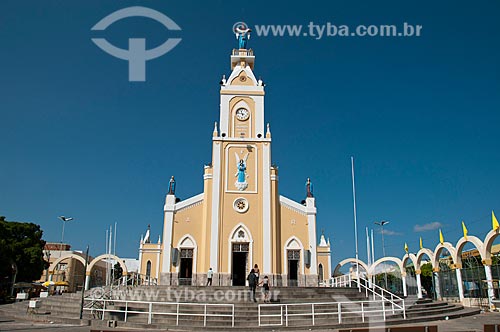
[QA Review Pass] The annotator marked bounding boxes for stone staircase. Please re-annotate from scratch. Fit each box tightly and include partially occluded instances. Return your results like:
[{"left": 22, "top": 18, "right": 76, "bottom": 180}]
[{"left": 0, "top": 287, "right": 481, "bottom": 330}]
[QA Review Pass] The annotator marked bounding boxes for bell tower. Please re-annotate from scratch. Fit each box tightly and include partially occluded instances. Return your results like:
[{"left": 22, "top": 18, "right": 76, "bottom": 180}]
[{"left": 207, "top": 25, "right": 274, "bottom": 284}]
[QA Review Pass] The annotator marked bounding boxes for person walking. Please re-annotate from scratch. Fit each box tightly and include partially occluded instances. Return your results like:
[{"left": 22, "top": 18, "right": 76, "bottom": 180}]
[
  {"left": 247, "top": 268, "right": 257, "bottom": 302},
  {"left": 259, "top": 275, "right": 271, "bottom": 303},
  {"left": 253, "top": 264, "right": 260, "bottom": 285},
  {"left": 206, "top": 268, "right": 213, "bottom": 286}
]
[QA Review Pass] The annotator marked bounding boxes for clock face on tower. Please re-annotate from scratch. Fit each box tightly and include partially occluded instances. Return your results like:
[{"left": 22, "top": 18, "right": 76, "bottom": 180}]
[{"left": 235, "top": 108, "right": 250, "bottom": 121}]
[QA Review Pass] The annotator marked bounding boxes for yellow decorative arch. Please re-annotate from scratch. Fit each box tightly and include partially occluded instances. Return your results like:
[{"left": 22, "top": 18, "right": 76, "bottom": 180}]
[
  {"left": 333, "top": 258, "right": 369, "bottom": 276},
  {"left": 87, "top": 254, "right": 128, "bottom": 276},
  {"left": 369, "top": 257, "right": 403, "bottom": 275},
  {"left": 49, "top": 254, "right": 87, "bottom": 272}
]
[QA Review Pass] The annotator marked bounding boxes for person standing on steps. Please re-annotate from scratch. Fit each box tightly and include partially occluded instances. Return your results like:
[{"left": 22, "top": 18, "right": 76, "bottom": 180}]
[
  {"left": 253, "top": 264, "right": 260, "bottom": 286},
  {"left": 206, "top": 268, "right": 213, "bottom": 286},
  {"left": 247, "top": 268, "right": 257, "bottom": 302},
  {"left": 259, "top": 275, "right": 270, "bottom": 303}
]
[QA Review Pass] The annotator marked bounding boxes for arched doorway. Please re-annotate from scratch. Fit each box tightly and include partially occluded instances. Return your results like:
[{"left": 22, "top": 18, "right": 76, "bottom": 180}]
[
  {"left": 318, "top": 263, "right": 324, "bottom": 283},
  {"left": 284, "top": 237, "right": 304, "bottom": 287},
  {"left": 146, "top": 261, "right": 152, "bottom": 278},
  {"left": 229, "top": 224, "right": 253, "bottom": 286},
  {"left": 177, "top": 235, "right": 197, "bottom": 285}
]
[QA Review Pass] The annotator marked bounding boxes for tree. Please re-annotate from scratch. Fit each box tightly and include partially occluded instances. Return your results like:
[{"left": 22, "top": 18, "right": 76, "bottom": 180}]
[
  {"left": 0, "top": 216, "right": 46, "bottom": 291},
  {"left": 113, "top": 262, "right": 123, "bottom": 282},
  {"left": 420, "top": 262, "right": 433, "bottom": 296}
]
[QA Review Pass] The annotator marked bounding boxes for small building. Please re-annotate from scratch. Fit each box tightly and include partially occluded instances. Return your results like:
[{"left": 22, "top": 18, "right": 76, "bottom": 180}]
[{"left": 39, "top": 242, "right": 107, "bottom": 292}]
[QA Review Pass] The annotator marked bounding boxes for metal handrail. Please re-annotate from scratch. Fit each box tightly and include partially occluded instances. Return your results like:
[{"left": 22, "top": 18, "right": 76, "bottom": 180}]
[
  {"left": 258, "top": 298, "right": 405, "bottom": 327},
  {"left": 83, "top": 298, "right": 234, "bottom": 327},
  {"left": 328, "top": 275, "right": 405, "bottom": 320}
]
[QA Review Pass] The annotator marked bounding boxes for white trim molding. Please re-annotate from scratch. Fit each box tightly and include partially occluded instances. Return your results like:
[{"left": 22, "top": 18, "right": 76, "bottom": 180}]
[
  {"left": 280, "top": 195, "right": 307, "bottom": 215},
  {"left": 175, "top": 193, "right": 204, "bottom": 212}
]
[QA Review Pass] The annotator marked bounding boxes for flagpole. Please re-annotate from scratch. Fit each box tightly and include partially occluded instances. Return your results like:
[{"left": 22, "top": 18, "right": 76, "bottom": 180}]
[
  {"left": 113, "top": 222, "right": 117, "bottom": 256},
  {"left": 351, "top": 156, "right": 361, "bottom": 291},
  {"left": 371, "top": 229, "right": 375, "bottom": 264},
  {"left": 371, "top": 228, "right": 375, "bottom": 287},
  {"left": 366, "top": 227, "right": 371, "bottom": 266}
]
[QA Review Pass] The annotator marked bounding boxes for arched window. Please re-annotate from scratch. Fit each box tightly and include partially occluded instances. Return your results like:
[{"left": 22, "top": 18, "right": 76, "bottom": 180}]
[
  {"left": 146, "top": 260, "right": 151, "bottom": 278},
  {"left": 319, "top": 263, "right": 324, "bottom": 281}
]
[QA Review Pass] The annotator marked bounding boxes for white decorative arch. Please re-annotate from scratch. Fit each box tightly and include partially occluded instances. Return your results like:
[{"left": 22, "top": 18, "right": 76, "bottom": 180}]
[
  {"left": 333, "top": 258, "right": 369, "bottom": 276},
  {"left": 369, "top": 257, "right": 403, "bottom": 276},
  {"left": 49, "top": 254, "right": 87, "bottom": 272},
  {"left": 87, "top": 254, "right": 128, "bottom": 276},
  {"left": 177, "top": 234, "right": 198, "bottom": 274},
  {"left": 402, "top": 253, "right": 418, "bottom": 270},
  {"left": 454, "top": 235, "right": 485, "bottom": 267},
  {"left": 483, "top": 229, "right": 500, "bottom": 263},
  {"left": 432, "top": 242, "right": 457, "bottom": 269},
  {"left": 283, "top": 236, "right": 305, "bottom": 275},
  {"left": 227, "top": 223, "right": 254, "bottom": 278},
  {"left": 416, "top": 248, "right": 435, "bottom": 269}
]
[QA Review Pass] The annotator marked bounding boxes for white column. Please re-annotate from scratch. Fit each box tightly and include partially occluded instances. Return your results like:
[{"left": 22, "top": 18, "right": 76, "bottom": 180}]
[
  {"left": 161, "top": 194, "right": 176, "bottom": 273},
  {"left": 306, "top": 197, "right": 317, "bottom": 274},
  {"left": 402, "top": 274, "right": 407, "bottom": 297},
  {"left": 455, "top": 268, "right": 464, "bottom": 302},
  {"left": 434, "top": 272, "right": 442, "bottom": 300},
  {"left": 262, "top": 142, "right": 272, "bottom": 274},
  {"left": 122, "top": 276, "right": 127, "bottom": 286},
  {"left": 49, "top": 273, "right": 53, "bottom": 282},
  {"left": 484, "top": 264, "right": 495, "bottom": 308},
  {"left": 156, "top": 249, "right": 161, "bottom": 279},
  {"left": 416, "top": 273, "right": 423, "bottom": 299},
  {"left": 210, "top": 141, "right": 222, "bottom": 272},
  {"left": 138, "top": 244, "right": 143, "bottom": 275},
  {"left": 85, "top": 275, "right": 90, "bottom": 290}
]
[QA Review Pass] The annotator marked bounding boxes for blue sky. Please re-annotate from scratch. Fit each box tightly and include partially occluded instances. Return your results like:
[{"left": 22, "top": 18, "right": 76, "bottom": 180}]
[{"left": 1, "top": 1, "right": 499, "bottom": 264}]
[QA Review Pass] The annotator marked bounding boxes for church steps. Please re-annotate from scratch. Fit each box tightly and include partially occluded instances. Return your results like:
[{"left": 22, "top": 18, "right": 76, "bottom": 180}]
[{"left": 0, "top": 288, "right": 481, "bottom": 330}]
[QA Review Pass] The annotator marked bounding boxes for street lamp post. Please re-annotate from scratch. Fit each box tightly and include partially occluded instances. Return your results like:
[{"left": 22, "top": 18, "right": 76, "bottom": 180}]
[
  {"left": 374, "top": 220, "right": 390, "bottom": 290},
  {"left": 58, "top": 216, "right": 73, "bottom": 251}
]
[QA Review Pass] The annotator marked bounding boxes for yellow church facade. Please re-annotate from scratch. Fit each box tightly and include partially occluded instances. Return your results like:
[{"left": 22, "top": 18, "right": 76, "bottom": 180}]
[{"left": 139, "top": 43, "right": 331, "bottom": 287}]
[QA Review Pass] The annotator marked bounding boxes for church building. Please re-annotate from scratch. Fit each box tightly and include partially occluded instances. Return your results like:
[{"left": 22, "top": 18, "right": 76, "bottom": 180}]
[{"left": 138, "top": 34, "right": 331, "bottom": 287}]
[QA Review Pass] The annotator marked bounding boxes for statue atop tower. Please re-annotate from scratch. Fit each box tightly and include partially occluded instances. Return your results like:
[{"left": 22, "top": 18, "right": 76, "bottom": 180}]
[
  {"left": 306, "top": 178, "right": 314, "bottom": 198},
  {"left": 234, "top": 22, "right": 251, "bottom": 49},
  {"left": 168, "top": 176, "right": 176, "bottom": 195}
]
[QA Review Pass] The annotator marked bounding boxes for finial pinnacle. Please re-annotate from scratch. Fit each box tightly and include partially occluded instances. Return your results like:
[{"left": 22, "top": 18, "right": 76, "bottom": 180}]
[
  {"left": 213, "top": 122, "right": 219, "bottom": 137},
  {"left": 219, "top": 75, "right": 226, "bottom": 86}
]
